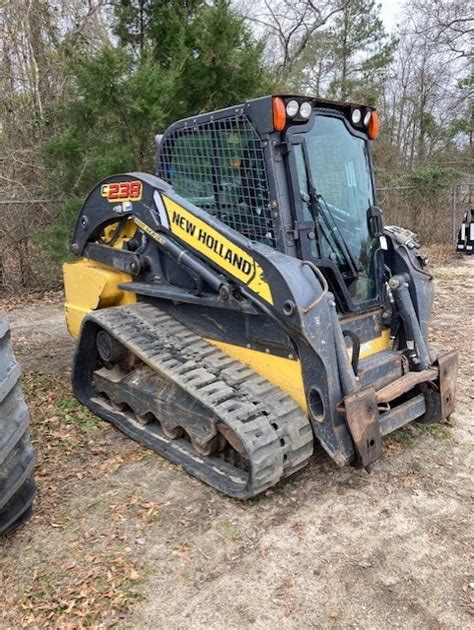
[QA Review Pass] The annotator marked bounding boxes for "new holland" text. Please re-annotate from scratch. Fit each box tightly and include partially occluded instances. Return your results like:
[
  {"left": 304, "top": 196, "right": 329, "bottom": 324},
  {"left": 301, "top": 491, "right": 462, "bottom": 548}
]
[{"left": 172, "top": 211, "right": 253, "bottom": 276}]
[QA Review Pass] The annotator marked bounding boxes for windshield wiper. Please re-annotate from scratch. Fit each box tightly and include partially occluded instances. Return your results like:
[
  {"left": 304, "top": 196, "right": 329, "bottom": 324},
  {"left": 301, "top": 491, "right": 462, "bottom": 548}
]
[
  {"left": 315, "top": 192, "right": 360, "bottom": 277},
  {"left": 300, "top": 142, "right": 359, "bottom": 278}
]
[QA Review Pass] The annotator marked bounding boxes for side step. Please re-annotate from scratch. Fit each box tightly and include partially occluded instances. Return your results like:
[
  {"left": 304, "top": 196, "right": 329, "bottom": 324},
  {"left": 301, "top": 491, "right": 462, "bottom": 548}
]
[
  {"left": 380, "top": 394, "right": 426, "bottom": 435},
  {"left": 358, "top": 350, "right": 402, "bottom": 390}
]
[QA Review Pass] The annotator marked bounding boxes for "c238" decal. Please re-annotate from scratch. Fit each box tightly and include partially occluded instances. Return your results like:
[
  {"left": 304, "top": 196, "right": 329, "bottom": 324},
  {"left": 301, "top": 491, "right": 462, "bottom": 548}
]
[{"left": 101, "top": 180, "right": 142, "bottom": 203}]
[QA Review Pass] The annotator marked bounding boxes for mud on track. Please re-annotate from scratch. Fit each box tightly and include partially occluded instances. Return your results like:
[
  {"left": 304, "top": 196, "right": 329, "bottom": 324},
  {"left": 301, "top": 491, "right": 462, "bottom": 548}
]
[{"left": 0, "top": 257, "right": 473, "bottom": 628}]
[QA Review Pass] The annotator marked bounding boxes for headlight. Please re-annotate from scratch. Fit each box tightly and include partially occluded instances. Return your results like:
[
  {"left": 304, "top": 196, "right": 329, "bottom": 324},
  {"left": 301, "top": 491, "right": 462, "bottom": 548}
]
[
  {"left": 286, "top": 100, "right": 299, "bottom": 117},
  {"left": 363, "top": 111, "right": 371, "bottom": 126},
  {"left": 299, "top": 102, "right": 312, "bottom": 119},
  {"left": 352, "top": 109, "right": 362, "bottom": 124}
]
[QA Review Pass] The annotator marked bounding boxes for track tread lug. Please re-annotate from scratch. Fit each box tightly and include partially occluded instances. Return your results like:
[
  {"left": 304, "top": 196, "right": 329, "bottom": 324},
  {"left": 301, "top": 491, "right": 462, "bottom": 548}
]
[{"left": 75, "top": 304, "right": 314, "bottom": 498}]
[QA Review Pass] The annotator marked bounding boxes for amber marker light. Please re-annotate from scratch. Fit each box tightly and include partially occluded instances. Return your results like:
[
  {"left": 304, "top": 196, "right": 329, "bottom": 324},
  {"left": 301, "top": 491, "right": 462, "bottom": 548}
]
[
  {"left": 368, "top": 109, "right": 380, "bottom": 140},
  {"left": 272, "top": 97, "right": 286, "bottom": 131}
]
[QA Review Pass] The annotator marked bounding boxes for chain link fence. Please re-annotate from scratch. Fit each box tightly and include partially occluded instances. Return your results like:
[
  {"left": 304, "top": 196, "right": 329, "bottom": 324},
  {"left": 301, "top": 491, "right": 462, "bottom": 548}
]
[
  {"left": 0, "top": 183, "right": 471, "bottom": 293},
  {"left": 378, "top": 182, "right": 472, "bottom": 246}
]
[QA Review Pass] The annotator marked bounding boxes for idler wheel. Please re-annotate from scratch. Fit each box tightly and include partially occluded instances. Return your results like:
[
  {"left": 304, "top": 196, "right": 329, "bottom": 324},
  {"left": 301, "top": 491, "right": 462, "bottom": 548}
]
[{"left": 97, "top": 330, "right": 129, "bottom": 364}]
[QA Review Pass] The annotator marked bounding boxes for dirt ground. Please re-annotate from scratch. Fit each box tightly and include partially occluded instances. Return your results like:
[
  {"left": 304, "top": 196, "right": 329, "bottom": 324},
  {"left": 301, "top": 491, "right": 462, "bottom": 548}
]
[{"left": 0, "top": 255, "right": 473, "bottom": 629}]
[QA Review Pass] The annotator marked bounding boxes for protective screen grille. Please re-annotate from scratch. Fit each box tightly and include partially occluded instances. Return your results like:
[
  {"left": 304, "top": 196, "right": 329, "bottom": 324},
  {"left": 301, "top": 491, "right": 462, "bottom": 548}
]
[{"left": 158, "top": 115, "right": 275, "bottom": 247}]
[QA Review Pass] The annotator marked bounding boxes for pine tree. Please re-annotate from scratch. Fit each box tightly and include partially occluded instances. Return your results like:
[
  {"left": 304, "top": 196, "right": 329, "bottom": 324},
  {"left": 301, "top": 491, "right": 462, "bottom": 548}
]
[
  {"left": 326, "top": 0, "right": 397, "bottom": 102},
  {"left": 113, "top": 0, "right": 270, "bottom": 118},
  {"left": 40, "top": 0, "right": 271, "bottom": 263},
  {"left": 113, "top": 0, "right": 204, "bottom": 64},
  {"left": 174, "top": 0, "right": 270, "bottom": 116}
]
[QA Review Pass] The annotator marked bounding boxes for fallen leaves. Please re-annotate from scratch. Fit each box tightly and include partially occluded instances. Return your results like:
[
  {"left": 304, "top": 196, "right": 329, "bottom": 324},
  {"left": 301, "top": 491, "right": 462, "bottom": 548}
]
[
  {"left": 0, "top": 553, "right": 143, "bottom": 628},
  {"left": 0, "top": 289, "right": 63, "bottom": 312},
  {"left": 0, "top": 371, "right": 151, "bottom": 628},
  {"left": 172, "top": 542, "right": 192, "bottom": 558}
]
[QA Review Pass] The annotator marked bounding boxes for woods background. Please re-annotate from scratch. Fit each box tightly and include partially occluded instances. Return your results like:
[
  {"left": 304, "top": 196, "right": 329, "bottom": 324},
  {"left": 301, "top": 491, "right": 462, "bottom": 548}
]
[{"left": 0, "top": 0, "right": 472, "bottom": 292}]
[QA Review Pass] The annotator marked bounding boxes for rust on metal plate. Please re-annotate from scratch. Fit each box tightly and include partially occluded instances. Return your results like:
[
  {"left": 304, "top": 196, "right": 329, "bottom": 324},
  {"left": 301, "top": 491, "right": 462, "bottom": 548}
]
[
  {"left": 375, "top": 368, "right": 438, "bottom": 404},
  {"left": 437, "top": 350, "right": 458, "bottom": 418},
  {"left": 343, "top": 386, "right": 381, "bottom": 470}
]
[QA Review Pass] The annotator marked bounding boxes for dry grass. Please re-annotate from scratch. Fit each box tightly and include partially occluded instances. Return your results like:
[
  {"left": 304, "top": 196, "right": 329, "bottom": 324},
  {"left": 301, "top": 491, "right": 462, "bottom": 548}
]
[
  {"left": 0, "top": 290, "right": 63, "bottom": 313},
  {"left": 423, "top": 244, "right": 461, "bottom": 267},
  {"left": 0, "top": 257, "right": 472, "bottom": 628},
  {"left": 0, "top": 372, "right": 154, "bottom": 628}
]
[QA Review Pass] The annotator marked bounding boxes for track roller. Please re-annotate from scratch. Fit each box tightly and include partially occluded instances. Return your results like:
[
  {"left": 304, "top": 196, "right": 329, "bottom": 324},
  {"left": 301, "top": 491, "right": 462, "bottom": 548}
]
[{"left": 72, "top": 303, "right": 314, "bottom": 498}]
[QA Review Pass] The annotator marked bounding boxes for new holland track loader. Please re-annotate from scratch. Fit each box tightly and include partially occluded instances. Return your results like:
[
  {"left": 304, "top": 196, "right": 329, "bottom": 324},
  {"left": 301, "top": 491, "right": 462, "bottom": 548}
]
[{"left": 64, "top": 95, "right": 458, "bottom": 498}]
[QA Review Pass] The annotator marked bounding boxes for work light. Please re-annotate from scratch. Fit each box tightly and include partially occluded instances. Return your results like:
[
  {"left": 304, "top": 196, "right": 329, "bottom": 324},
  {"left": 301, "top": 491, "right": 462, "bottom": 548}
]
[
  {"left": 299, "top": 102, "right": 312, "bottom": 119},
  {"left": 286, "top": 100, "right": 299, "bottom": 117}
]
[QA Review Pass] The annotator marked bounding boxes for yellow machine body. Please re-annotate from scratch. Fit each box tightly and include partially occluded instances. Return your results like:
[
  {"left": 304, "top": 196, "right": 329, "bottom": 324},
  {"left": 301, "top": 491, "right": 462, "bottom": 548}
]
[
  {"left": 64, "top": 259, "right": 136, "bottom": 338},
  {"left": 64, "top": 250, "right": 390, "bottom": 413},
  {"left": 64, "top": 220, "right": 138, "bottom": 337},
  {"left": 208, "top": 330, "right": 391, "bottom": 413}
]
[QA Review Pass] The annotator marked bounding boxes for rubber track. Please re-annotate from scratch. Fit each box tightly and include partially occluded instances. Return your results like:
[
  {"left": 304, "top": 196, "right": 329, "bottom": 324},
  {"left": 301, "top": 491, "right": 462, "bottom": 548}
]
[
  {"left": 75, "top": 303, "right": 313, "bottom": 498},
  {"left": 0, "top": 318, "right": 36, "bottom": 535}
]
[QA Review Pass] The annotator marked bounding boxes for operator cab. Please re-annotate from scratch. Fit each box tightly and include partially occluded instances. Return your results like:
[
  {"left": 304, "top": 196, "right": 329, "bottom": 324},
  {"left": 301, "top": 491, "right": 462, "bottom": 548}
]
[{"left": 155, "top": 95, "right": 384, "bottom": 314}]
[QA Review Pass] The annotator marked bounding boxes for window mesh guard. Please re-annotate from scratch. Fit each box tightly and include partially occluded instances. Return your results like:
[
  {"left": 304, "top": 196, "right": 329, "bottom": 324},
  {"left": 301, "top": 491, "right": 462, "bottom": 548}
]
[{"left": 158, "top": 115, "right": 275, "bottom": 247}]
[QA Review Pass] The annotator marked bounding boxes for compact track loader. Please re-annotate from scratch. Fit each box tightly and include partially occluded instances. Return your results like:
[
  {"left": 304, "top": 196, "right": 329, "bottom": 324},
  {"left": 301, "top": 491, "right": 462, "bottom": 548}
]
[
  {"left": 0, "top": 317, "right": 36, "bottom": 533},
  {"left": 64, "top": 95, "right": 458, "bottom": 498}
]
